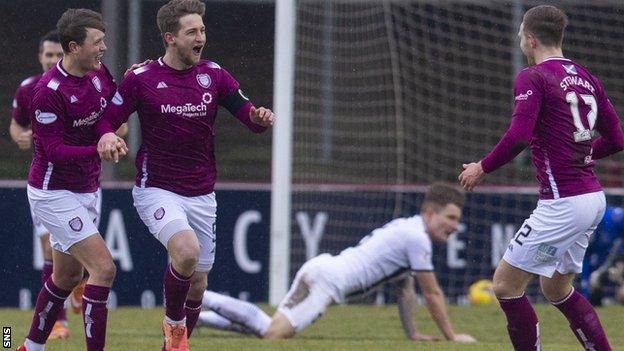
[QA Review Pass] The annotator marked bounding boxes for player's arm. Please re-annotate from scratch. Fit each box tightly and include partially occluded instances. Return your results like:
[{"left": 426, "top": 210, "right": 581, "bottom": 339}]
[
  {"left": 96, "top": 73, "right": 140, "bottom": 162},
  {"left": 591, "top": 84, "right": 624, "bottom": 159},
  {"left": 413, "top": 271, "right": 476, "bottom": 343},
  {"left": 218, "top": 69, "right": 274, "bottom": 132},
  {"left": 10, "top": 87, "right": 33, "bottom": 150},
  {"left": 459, "top": 69, "right": 542, "bottom": 191},
  {"left": 32, "top": 90, "right": 98, "bottom": 164},
  {"left": 396, "top": 275, "right": 439, "bottom": 341}
]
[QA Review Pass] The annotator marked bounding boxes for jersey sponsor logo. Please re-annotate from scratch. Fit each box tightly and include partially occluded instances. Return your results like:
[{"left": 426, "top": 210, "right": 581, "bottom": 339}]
[
  {"left": 70, "top": 95, "right": 78, "bottom": 103},
  {"left": 112, "top": 91, "right": 123, "bottom": 106},
  {"left": 157, "top": 81, "right": 168, "bottom": 89},
  {"left": 154, "top": 207, "right": 165, "bottom": 220},
  {"left": 238, "top": 89, "right": 249, "bottom": 101},
  {"left": 196, "top": 73, "right": 211, "bottom": 88},
  {"left": 161, "top": 102, "right": 208, "bottom": 117},
  {"left": 92, "top": 76, "right": 102, "bottom": 92},
  {"left": 73, "top": 102, "right": 107, "bottom": 128},
  {"left": 533, "top": 243, "right": 557, "bottom": 263},
  {"left": 202, "top": 92, "right": 213, "bottom": 104},
  {"left": 34, "top": 110, "right": 58, "bottom": 124},
  {"left": 563, "top": 64, "right": 578, "bottom": 75},
  {"left": 515, "top": 89, "right": 533, "bottom": 101},
  {"left": 69, "top": 217, "right": 84, "bottom": 232}
]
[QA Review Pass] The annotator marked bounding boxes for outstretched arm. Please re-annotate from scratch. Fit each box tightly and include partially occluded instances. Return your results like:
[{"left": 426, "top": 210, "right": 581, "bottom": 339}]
[{"left": 413, "top": 271, "right": 476, "bottom": 343}]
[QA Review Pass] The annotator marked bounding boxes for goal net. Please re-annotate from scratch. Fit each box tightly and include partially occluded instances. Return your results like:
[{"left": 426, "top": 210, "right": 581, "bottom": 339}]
[{"left": 288, "top": 0, "right": 624, "bottom": 302}]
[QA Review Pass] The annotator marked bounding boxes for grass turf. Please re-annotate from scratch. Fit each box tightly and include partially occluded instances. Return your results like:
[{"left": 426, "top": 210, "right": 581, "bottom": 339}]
[{"left": 2, "top": 303, "right": 623, "bottom": 350}]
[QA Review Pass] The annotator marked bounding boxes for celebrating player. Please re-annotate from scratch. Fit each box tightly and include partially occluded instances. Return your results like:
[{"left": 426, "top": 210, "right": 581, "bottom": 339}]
[
  {"left": 195, "top": 184, "right": 475, "bottom": 342},
  {"left": 9, "top": 30, "right": 73, "bottom": 340},
  {"left": 17, "top": 9, "right": 127, "bottom": 351},
  {"left": 459, "top": 5, "right": 624, "bottom": 350},
  {"left": 96, "top": 0, "right": 274, "bottom": 350}
]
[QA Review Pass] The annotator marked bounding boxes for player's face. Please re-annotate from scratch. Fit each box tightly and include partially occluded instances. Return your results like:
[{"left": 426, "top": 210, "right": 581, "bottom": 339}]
[
  {"left": 518, "top": 23, "right": 536, "bottom": 66},
  {"left": 171, "top": 14, "right": 206, "bottom": 67},
  {"left": 73, "top": 27, "right": 107, "bottom": 71},
  {"left": 38, "top": 41, "right": 63, "bottom": 72},
  {"left": 425, "top": 203, "right": 462, "bottom": 243}
]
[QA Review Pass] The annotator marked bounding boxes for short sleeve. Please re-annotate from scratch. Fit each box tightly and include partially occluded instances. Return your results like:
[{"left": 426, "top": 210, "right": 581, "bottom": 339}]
[{"left": 406, "top": 232, "right": 434, "bottom": 271}]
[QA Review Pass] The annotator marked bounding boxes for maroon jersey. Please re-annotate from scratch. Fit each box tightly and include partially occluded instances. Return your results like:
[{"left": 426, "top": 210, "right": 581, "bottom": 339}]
[
  {"left": 12, "top": 74, "right": 42, "bottom": 127},
  {"left": 482, "top": 58, "right": 624, "bottom": 199},
  {"left": 28, "top": 61, "right": 116, "bottom": 192},
  {"left": 98, "top": 58, "right": 265, "bottom": 196}
]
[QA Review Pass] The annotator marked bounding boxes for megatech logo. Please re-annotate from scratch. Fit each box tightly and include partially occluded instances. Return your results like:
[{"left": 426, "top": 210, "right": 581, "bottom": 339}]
[{"left": 160, "top": 93, "right": 213, "bottom": 118}]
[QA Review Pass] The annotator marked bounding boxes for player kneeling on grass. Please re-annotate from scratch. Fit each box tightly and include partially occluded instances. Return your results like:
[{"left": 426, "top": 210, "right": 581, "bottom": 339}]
[{"left": 197, "top": 183, "right": 476, "bottom": 342}]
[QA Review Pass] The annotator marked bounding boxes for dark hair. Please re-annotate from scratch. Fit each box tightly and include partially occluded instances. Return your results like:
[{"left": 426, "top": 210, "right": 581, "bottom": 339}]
[
  {"left": 56, "top": 8, "right": 106, "bottom": 52},
  {"left": 39, "top": 30, "right": 60, "bottom": 52},
  {"left": 523, "top": 5, "right": 568, "bottom": 47},
  {"left": 421, "top": 183, "right": 465, "bottom": 212},
  {"left": 157, "top": 0, "right": 206, "bottom": 46}
]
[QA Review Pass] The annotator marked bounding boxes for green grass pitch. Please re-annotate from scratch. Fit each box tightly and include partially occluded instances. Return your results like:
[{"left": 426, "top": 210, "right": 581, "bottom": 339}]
[{"left": 2, "top": 304, "right": 623, "bottom": 350}]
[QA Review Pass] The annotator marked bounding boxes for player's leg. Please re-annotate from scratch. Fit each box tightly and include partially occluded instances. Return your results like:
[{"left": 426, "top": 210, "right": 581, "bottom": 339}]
[
  {"left": 492, "top": 259, "right": 539, "bottom": 351},
  {"left": 265, "top": 258, "right": 335, "bottom": 339},
  {"left": 542, "top": 243, "right": 611, "bottom": 349},
  {"left": 197, "top": 310, "right": 256, "bottom": 334},
  {"left": 38, "top": 231, "right": 70, "bottom": 340},
  {"left": 185, "top": 271, "right": 207, "bottom": 337},
  {"left": 201, "top": 291, "right": 271, "bottom": 337},
  {"left": 132, "top": 186, "right": 196, "bottom": 350},
  {"left": 22, "top": 249, "right": 83, "bottom": 351},
  {"left": 184, "top": 191, "right": 218, "bottom": 337}
]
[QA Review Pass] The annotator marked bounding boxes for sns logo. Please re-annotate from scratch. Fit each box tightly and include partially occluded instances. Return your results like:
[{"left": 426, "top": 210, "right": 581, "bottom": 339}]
[
  {"left": 35, "top": 110, "right": 58, "bottom": 124},
  {"left": 515, "top": 90, "right": 533, "bottom": 101}
]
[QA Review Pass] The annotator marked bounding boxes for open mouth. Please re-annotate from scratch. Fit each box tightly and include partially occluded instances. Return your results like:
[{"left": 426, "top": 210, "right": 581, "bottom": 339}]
[
  {"left": 192, "top": 45, "right": 203, "bottom": 55},
  {"left": 96, "top": 54, "right": 103, "bottom": 63}
]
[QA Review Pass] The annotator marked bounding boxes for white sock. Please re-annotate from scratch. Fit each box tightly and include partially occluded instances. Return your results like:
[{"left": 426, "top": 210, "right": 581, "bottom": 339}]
[
  {"left": 198, "top": 311, "right": 253, "bottom": 334},
  {"left": 202, "top": 291, "right": 271, "bottom": 336},
  {"left": 24, "top": 338, "right": 45, "bottom": 351}
]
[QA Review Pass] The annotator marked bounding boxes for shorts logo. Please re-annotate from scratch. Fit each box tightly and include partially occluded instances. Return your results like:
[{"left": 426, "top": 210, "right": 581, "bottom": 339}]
[
  {"left": 154, "top": 207, "right": 165, "bottom": 220},
  {"left": 92, "top": 76, "right": 102, "bottom": 92},
  {"left": 69, "top": 217, "right": 83, "bottom": 232},
  {"left": 533, "top": 244, "right": 557, "bottom": 263},
  {"left": 197, "top": 73, "right": 211, "bottom": 88}
]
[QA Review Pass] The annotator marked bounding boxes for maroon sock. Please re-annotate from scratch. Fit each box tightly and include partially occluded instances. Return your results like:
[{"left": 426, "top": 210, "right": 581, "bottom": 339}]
[
  {"left": 164, "top": 264, "right": 192, "bottom": 322},
  {"left": 26, "top": 278, "right": 71, "bottom": 344},
  {"left": 553, "top": 289, "right": 611, "bottom": 351},
  {"left": 185, "top": 299, "right": 202, "bottom": 337},
  {"left": 498, "top": 294, "right": 541, "bottom": 351},
  {"left": 41, "top": 261, "right": 67, "bottom": 322},
  {"left": 82, "top": 284, "right": 110, "bottom": 351}
]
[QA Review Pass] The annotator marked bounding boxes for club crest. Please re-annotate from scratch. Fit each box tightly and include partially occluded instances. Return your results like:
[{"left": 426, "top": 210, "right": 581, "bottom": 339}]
[
  {"left": 92, "top": 76, "right": 102, "bottom": 92},
  {"left": 69, "top": 217, "right": 83, "bottom": 231},
  {"left": 196, "top": 73, "right": 211, "bottom": 88},
  {"left": 154, "top": 207, "right": 165, "bottom": 220}
]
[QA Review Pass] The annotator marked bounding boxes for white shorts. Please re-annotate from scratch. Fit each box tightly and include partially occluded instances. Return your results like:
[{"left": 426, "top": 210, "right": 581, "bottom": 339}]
[
  {"left": 30, "top": 188, "right": 102, "bottom": 238},
  {"left": 27, "top": 185, "right": 101, "bottom": 253},
  {"left": 132, "top": 186, "right": 217, "bottom": 272},
  {"left": 503, "top": 191, "right": 606, "bottom": 278},
  {"left": 277, "top": 254, "right": 339, "bottom": 333}
]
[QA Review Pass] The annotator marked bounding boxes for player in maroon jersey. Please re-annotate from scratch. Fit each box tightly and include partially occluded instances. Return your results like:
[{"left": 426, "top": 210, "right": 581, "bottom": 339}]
[{"left": 459, "top": 5, "right": 623, "bottom": 350}]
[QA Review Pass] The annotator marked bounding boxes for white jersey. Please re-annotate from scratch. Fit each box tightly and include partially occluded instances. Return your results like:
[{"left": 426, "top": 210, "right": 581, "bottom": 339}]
[{"left": 331, "top": 215, "right": 434, "bottom": 299}]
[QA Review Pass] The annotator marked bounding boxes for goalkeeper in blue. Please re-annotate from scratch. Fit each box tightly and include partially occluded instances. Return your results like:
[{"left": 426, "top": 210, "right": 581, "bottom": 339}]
[
  {"left": 581, "top": 206, "right": 624, "bottom": 305},
  {"left": 197, "top": 183, "right": 476, "bottom": 342}
]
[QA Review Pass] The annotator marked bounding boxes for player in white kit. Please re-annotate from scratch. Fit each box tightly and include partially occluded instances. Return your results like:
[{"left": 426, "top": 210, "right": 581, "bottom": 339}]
[{"left": 197, "top": 184, "right": 475, "bottom": 342}]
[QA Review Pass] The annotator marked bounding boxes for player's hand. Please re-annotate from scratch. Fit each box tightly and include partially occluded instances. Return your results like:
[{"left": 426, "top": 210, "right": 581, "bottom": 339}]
[
  {"left": 250, "top": 106, "right": 275, "bottom": 127},
  {"left": 458, "top": 161, "right": 485, "bottom": 191},
  {"left": 452, "top": 333, "right": 477, "bottom": 343},
  {"left": 16, "top": 130, "right": 33, "bottom": 150},
  {"left": 410, "top": 333, "right": 441, "bottom": 342},
  {"left": 124, "top": 59, "right": 153, "bottom": 76},
  {"left": 98, "top": 132, "right": 128, "bottom": 163}
]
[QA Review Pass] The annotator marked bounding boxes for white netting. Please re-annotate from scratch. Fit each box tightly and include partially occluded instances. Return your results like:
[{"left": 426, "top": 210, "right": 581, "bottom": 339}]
[{"left": 289, "top": 0, "right": 624, "bottom": 301}]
